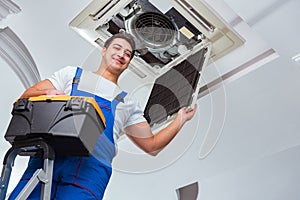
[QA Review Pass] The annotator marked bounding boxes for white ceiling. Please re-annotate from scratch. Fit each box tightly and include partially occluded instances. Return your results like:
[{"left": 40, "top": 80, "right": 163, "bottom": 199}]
[{"left": 1, "top": 0, "right": 300, "bottom": 199}]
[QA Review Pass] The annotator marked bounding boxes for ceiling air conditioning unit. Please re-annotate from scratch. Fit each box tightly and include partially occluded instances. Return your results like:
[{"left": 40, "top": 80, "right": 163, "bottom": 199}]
[
  {"left": 70, "top": 0, "right": 244, "bottom": 71},
  {"left": 69, "top": 0, "right": 244, "bottom": 127}
]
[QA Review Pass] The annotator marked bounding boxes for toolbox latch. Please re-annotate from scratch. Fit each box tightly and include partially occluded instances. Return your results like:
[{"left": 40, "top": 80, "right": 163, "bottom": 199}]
[{"left": 13, "top": 99, "right": 32, "bottom": 112}]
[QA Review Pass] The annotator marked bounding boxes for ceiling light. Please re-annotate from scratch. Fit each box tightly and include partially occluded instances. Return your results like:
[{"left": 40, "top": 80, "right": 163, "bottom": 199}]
[{"left": 292, "top": 53, "right": 300, "bottom": 64}]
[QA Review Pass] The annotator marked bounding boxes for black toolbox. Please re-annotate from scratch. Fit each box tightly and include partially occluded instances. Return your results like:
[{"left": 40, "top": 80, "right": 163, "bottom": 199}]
[{"left": 4, "top": 95, "right": 106, "bottom": 157}]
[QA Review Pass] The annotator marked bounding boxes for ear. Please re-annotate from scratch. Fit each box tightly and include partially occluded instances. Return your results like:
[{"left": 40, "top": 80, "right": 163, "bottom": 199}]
[{"left": 102, "top": 47, "right": 107, "bottom": 57}]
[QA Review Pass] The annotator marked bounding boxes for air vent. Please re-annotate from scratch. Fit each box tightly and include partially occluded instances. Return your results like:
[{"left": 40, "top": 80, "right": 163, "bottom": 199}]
[
  {"left": 69, "top": 0, "right": 245, "bottom": 79},
  {"left": 69, "top": 0, "right": 245, "bottom": 120},
  {"left": 128, "top": 12, "right": 177, "bottom": 49}
]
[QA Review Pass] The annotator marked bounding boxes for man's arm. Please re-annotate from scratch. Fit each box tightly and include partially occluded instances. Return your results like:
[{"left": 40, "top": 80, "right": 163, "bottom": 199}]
[
  {"left": 125, "top": 105, "right": 197, "bottom": 156},
  {"left": 20, "top": 79, "right": 64, "bottom": 98}
]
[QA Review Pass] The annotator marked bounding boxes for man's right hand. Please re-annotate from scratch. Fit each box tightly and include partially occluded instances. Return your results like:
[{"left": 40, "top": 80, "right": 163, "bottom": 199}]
[
  {"left": 45, "top": 89, "right": 65, "bottom": 96},
  {"left": 20, "top": 79, "right": 64, "bottom": 98}
]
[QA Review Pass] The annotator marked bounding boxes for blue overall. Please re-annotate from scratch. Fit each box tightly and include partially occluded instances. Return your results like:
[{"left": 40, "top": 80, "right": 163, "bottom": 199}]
[{"left": 9, "top": 67, "right": 127, "bottom": 200}]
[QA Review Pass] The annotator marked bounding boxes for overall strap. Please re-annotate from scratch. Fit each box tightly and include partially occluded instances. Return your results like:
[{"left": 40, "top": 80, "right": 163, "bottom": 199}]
[
  {"left": 111, "top": 91, "right": 127, "bottom": 117},
  {"left": 70, "top": 67, "right": 94, "bottom": 97},
  {"left": 70, "top": 67, "right": 83, "bottom": 96}
]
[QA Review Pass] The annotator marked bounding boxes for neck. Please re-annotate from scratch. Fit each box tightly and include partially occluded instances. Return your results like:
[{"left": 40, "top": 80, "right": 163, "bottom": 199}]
[{"left": 93, "top": 64, "right": 118, "bottom": 84}]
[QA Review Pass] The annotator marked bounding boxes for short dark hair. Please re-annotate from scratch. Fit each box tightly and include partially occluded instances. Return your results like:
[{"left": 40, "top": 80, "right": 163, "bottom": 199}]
[{"left": 104, "top": 32, "right": 136, "bottom": 60}]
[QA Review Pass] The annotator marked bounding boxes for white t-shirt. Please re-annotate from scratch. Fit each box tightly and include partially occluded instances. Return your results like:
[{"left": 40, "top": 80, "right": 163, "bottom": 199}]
[{"left": 47, "top": 66, "right": 146, "bottom": 141}]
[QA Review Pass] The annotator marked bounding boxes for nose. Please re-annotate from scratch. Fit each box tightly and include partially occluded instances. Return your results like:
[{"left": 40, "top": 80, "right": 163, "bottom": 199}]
[
  {"left": 117, "top": 51, "right": 125, "bottom": 57},
  {"left": 114, "top": 48, "right": 124, "bottom": 57}
]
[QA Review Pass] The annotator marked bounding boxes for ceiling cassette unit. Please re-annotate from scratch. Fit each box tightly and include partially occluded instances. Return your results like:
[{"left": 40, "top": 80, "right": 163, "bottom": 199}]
[
  {"left": 69, "top": 0, "right": 244, "bottom": 127},
  {"left": 70, "top": 0, "right": 244, "bottom": 77}
]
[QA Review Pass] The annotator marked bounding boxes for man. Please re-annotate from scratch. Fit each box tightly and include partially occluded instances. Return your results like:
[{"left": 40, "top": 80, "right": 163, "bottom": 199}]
[{"left": 9, "top": 32, "right": 197, "bottom": 199}]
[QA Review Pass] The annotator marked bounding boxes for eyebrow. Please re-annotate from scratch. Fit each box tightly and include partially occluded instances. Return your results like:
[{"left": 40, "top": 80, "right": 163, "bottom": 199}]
[{"left": 112, "top": 43, "right": 132, "bottom": 54}]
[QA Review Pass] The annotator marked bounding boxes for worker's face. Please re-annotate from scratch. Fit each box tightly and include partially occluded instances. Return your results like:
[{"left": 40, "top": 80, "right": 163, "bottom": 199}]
[{"left": 102, "top": 38, "right": 133, "bottom": 75}]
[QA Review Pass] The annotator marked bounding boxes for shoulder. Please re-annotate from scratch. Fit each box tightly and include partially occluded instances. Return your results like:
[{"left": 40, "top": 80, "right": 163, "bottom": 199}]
[
  {"left": 123, "top": 93, "right": 140, "bottom": 106},
  {"left": 122, "top": 93, "right": 145, "bottom": 116},
  {"left": 47, "top": 66, "right": 79, "bottom": 91},
  {"left": 52, "top": 66, "right": 79, "bottom": 80},
  {"left": 58, "top": 66, "right": 78, "bottom": 75},
  {"left": 115, "top": 91, "right": 142, "bottom": 112}
]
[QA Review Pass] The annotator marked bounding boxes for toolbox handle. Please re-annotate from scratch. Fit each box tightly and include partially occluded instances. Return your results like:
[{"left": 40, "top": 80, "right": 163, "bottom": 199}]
[{"left": 65, "top": 97, "right": 87, "bottom": 111}]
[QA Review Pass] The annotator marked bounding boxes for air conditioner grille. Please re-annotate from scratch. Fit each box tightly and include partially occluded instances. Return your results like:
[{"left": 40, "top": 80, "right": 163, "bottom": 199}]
[
  {"left": 129, "top": 12, "right": 177, "bottom": 49},
  {"left": 144, "top": 47, "right": 207, "bottom": 126}
]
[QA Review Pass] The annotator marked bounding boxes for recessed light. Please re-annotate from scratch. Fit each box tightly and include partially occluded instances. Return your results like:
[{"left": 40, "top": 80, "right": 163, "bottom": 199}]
[{"left": 292, "top": 53, "right": 300, "bottom": 64}]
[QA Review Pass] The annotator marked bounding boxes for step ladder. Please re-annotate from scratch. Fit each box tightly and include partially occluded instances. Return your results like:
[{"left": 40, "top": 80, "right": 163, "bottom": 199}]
[{"left": 0, "top": 137, "right": 55, "bottom": 200}]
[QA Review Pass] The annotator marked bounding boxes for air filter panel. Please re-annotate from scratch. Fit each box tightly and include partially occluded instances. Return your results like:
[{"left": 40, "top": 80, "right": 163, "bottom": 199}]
[{"left": 144, "top": 46, "right": 207, "bottom": 126}]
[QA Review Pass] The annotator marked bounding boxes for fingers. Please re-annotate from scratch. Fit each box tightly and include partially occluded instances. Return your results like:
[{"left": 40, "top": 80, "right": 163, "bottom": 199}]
[
  {"left": 180, "top": 104, "right": 197, "bottom": 114},
  {"left": 177, "top": 104, "right": 198, "bottom": 123},
  {"left": 46, "top": 89, "right": 65, "bottom": 96},
  {"left": 56, "top": 90, "right": 65, "bottom": 95},
  {"left": 186, "top": 104, "right": 197, "bottom": 120},
  {"left": 186, "top": 104, "right": 197, "bottom": 113}
]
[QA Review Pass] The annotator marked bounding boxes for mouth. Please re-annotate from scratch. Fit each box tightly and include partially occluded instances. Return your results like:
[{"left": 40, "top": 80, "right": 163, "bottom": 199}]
[{"left": 114, "top": 58, "right": 125, "bottom": 65}]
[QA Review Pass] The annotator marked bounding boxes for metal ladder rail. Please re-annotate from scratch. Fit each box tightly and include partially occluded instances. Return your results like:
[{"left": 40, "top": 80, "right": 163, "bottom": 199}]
[
  {"left": 0, "top": 148, "right": 21, "bottom": 200},
  {"left": 0, "top": 138, "right": 55, "bottom": 200}
]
